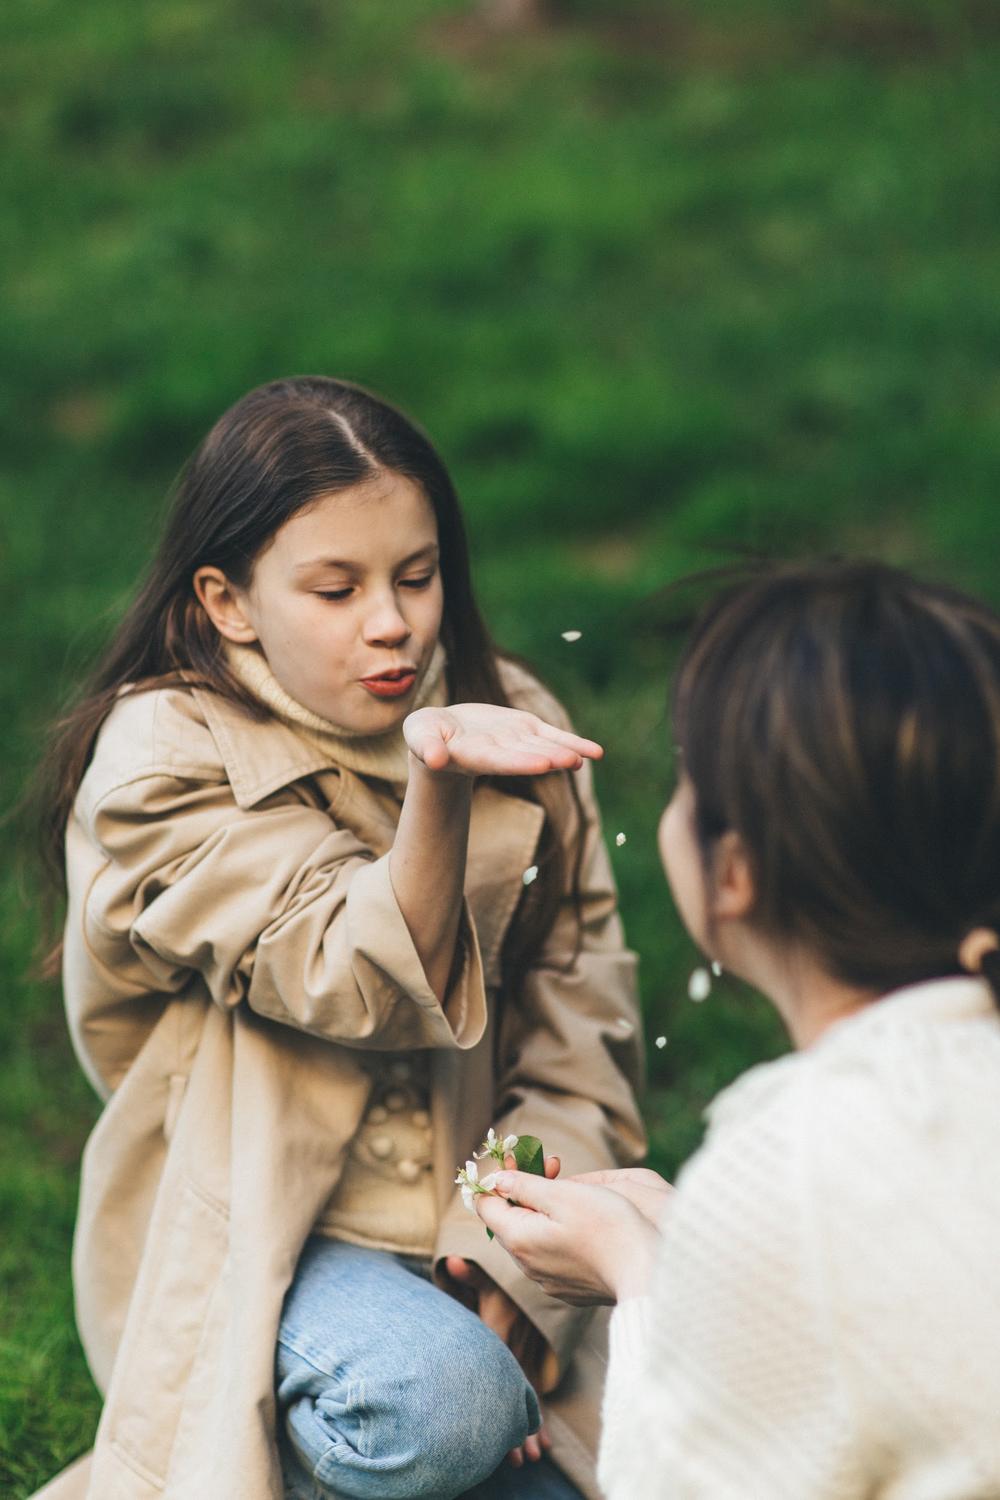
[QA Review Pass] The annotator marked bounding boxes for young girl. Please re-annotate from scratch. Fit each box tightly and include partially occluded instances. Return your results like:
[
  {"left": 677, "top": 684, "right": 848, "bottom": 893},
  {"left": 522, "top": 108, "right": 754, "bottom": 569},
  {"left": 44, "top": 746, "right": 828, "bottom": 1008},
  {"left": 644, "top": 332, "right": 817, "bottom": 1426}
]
[
  {"left": 34, "top": 377, "right": 645, "bottom": 1500},
  {"left": 478, "top": 561, "right": 1000, "bottom": 1498}
]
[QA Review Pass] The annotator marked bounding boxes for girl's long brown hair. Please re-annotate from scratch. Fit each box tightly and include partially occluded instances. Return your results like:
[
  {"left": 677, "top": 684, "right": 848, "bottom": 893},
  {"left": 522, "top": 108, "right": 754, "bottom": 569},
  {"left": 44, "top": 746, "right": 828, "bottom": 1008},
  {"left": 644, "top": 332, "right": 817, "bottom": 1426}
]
[
  {"left": 38, "top": 376, "right": 583, "bottom": 980},
  {"left": 672, "top": 560, "right": 1000, "bottom": 1003}
]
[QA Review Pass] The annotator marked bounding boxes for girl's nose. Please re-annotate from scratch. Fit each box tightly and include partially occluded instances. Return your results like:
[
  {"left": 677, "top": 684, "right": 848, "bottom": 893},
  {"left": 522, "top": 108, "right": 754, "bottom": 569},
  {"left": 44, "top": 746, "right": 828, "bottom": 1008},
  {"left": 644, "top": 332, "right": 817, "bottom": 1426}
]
[{"left": 362, "top": 597, "right": 411, "bottom": 647}]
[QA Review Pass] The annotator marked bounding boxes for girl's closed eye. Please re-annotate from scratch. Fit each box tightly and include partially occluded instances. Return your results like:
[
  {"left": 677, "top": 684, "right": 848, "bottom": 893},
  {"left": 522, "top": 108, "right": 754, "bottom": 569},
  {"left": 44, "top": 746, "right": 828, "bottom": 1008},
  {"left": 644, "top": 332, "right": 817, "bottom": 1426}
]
[
  {"left": 399, "top": 572, "right": 435, "bottom": 591},
  {"left": 316, "top": 587, "right": 354, "bottom": 602}
]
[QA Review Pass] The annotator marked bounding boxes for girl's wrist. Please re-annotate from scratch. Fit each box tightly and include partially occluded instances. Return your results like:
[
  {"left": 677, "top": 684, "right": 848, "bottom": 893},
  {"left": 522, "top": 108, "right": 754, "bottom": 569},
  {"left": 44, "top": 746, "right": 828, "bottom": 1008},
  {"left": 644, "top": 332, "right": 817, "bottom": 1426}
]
[{"left": 407, "top": 750, "right": 476, "bottom": 795}]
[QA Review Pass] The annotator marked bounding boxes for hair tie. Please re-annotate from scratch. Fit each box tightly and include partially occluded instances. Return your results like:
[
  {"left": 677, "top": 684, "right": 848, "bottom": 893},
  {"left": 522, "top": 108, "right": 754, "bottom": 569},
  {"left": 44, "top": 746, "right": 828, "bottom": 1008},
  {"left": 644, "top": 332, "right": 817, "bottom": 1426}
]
[{"left": 958, "top": 927, "right": 1000, "bottom": 975}]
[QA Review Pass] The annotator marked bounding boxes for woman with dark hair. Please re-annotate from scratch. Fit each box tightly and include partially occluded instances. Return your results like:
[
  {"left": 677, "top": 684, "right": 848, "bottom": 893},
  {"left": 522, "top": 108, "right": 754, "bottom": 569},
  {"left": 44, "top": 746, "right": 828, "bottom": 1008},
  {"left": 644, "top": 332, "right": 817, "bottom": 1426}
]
[
  {"left": 34, "top": 377, "right": 645, "bottom": 1500},
  {"left": 480, "top": 561, "right": 1000, "bottom": 1498}
]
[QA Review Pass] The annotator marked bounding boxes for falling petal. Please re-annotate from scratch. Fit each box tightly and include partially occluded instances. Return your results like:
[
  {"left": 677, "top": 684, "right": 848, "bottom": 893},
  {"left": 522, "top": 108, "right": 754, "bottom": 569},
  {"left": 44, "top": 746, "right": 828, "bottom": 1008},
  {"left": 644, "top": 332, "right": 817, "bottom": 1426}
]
[
  {"left": 655, "top": 1035, "right": 668, "bottom": 1049},
  {"left": 615, "top": 1016, "right": 633, "bottom": 1032},
  {"left": 615, "top": 832, "right": 627, "bottom": 846},
  {"left": 711, "top": 960, "right": 723, "bottom": 977},
  {"left": 561, "top": 630, "right": 582, "bottom": 643},
  {"left": 688, "top": 967, "right": 711, "bottom": 1003},
  {"left": 522, "top": 865, "right": 539, "bottom": 886}
]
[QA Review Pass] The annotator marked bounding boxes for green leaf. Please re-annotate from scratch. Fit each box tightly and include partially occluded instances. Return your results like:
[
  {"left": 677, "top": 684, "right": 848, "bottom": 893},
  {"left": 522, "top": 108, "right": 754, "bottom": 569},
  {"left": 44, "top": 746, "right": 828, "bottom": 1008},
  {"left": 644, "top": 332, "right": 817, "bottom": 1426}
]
[{"left": 512, "top": 1135, "right": 544, "bottom": 1176}]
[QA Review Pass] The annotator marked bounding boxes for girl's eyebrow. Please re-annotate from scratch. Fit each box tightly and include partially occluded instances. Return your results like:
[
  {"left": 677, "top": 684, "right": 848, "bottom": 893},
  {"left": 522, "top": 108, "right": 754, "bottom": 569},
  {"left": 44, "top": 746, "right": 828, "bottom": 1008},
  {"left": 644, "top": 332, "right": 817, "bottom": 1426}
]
[{"left": 295, "top": 544, "right": 439, "bottom": 576}]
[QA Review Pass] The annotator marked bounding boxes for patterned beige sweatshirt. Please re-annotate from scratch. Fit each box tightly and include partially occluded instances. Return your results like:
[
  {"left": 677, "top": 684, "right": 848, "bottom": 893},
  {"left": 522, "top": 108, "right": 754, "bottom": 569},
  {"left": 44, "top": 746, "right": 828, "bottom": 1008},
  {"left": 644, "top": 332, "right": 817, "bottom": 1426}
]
[{"left": 599, "top": 977, "right": 1000, "bottom": 1499}]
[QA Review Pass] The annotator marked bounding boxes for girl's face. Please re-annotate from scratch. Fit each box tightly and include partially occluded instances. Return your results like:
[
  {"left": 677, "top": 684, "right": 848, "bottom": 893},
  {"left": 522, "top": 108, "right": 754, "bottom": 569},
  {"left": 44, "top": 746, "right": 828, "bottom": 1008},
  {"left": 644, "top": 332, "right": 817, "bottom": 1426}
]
[
  {"left": 226, "top": 471, "right": 444, "bottom": 732},
  {"left": 658, "top": 775, "right": 710, "bottom": 951}
]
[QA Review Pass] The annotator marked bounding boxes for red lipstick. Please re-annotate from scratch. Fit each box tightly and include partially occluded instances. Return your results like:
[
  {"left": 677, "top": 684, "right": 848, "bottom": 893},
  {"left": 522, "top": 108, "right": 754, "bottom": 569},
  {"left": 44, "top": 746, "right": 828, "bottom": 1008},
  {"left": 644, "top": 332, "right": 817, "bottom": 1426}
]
[{"left": 360, "top": 667, "right": 417, "bottom": 700}]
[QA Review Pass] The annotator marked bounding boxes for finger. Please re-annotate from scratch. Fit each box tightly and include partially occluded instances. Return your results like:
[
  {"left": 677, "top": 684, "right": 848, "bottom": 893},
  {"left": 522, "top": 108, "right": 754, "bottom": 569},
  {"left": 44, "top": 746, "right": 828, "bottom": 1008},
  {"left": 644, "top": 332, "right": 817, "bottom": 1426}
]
[
  {"left": 448, "top": 745, "right": 561, "bottom": 777},
  {"left": 528, "top": 720, "right": 604, "bottom": 760},
  {"left": 478, "top": 1290, "right": 518, "bottom": 1343},
  {"left": 523, "top": 1433, "right": 543, "bottom": 1462},
  {"left": 539, "top": 1425, "right": 553, "bottom": 1451},
  {"left": 444, "top": 1254, "right": 488, "bottom": 1290},
  {"left": 514, "top": 734, "right": 588, "bottom": 766},
  {"left": 544, "top": 1155, "right": 561, "bottom": 1180},
  {"left": 475, "top": 1192, "right": 539, "bottom": 1236},
  {"left": 490, "top": 1171, "right": 558, "bottom": 1213},
  {"left": 507, "top": 1447, "right": 525, "bottom": 1468}
]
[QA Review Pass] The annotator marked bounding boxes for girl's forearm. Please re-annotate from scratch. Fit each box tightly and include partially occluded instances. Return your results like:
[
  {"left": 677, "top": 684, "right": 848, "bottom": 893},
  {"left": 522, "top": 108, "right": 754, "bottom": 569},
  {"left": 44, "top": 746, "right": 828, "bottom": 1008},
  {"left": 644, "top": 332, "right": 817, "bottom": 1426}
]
[{"left": 390, "top": 754, "right": 474, "bottom": 1003}]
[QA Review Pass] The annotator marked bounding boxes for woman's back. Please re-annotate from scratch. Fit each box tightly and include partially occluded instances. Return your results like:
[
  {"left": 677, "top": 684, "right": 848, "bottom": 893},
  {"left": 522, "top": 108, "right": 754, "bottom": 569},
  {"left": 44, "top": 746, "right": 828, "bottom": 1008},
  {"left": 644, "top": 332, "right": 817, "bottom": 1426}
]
[{"left": 600, "top": 975, "right": 1000, "bottom": 1500}]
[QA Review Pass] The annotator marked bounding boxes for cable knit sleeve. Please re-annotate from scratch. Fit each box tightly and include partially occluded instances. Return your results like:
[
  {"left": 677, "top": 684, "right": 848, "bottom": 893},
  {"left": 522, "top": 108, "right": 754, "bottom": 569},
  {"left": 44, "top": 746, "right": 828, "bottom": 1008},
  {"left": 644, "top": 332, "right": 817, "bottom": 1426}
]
[{"left": 597, "top": 1063, "right": 861, "bottom": 1500}]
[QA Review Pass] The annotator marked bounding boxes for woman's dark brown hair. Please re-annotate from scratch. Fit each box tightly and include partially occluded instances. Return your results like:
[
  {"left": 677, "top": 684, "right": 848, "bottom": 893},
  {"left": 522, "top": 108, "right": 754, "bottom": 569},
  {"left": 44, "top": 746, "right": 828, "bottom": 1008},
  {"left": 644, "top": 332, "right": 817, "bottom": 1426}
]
[
  {"left": 672, "top": 560, "right": 1000, "bottom": 1003},
  {"left": 38, "top": 376, "right": 582, "bottom": 978}
]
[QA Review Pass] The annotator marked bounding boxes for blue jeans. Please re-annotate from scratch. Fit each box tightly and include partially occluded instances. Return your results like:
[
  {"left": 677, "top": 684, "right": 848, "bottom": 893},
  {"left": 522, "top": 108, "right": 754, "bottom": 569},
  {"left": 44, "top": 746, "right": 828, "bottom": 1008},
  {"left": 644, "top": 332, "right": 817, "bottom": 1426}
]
[{"left": 276, "top": 1237, "right": 583, "bottom": 1500}]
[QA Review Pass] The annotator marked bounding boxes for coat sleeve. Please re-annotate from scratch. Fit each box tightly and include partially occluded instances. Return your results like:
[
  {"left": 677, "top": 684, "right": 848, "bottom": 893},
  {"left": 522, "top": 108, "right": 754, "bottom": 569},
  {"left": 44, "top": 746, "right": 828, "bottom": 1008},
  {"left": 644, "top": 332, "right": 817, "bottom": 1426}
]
[
  {"left": 434, "top": 737, "right": 646, "bottom": 1379},
  {"left": 85, "top": 771, "right": 487, "bottom": 1051}
]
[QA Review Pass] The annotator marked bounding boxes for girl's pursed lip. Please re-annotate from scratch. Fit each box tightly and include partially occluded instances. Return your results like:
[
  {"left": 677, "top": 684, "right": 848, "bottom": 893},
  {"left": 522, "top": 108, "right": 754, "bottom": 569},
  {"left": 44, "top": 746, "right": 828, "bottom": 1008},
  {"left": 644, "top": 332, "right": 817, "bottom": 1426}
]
[
  {"left": 359, "top": 667, "right": 417, "bottom": 683},
  {"left": 359, "top": 668, "right": 418, "bottom": 698}
]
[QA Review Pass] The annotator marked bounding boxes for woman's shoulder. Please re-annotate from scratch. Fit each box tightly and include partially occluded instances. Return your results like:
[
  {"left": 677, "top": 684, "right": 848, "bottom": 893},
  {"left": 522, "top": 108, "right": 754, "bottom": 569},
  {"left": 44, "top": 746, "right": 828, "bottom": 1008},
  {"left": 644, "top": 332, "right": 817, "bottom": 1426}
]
[{"left": 701, "top": 1050, "right": 802, "bottom": 1138}]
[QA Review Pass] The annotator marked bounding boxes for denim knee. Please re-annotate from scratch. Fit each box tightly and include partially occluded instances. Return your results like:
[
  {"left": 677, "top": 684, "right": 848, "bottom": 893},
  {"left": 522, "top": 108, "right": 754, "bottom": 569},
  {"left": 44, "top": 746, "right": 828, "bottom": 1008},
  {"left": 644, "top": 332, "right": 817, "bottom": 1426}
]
[{"left": 283, "top": 1319, "right": 540, "bottom": 1500}]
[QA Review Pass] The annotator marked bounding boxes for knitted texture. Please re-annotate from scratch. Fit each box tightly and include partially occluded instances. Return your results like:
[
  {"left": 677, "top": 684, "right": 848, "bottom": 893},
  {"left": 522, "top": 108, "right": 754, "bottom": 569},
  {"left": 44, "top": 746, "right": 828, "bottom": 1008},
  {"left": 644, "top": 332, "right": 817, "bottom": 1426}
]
[{"left": 599, "top": 978, "right": 1000, "bottom": 1500}]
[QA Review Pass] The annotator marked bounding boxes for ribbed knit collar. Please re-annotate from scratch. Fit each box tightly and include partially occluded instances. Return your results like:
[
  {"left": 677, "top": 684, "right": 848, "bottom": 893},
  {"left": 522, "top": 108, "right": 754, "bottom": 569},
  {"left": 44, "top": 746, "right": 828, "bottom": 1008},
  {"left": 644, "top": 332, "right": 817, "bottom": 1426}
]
[{"left": 223, "top": 640, "right": 448, "bottom": 789}]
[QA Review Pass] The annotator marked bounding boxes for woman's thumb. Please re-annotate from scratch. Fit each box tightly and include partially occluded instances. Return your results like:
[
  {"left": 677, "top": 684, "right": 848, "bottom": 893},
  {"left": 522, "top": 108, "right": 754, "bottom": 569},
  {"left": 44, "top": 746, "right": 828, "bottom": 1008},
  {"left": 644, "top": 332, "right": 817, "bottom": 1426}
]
[{"left": 492, "top": 1171, "right": 552, "bottom": 1212}]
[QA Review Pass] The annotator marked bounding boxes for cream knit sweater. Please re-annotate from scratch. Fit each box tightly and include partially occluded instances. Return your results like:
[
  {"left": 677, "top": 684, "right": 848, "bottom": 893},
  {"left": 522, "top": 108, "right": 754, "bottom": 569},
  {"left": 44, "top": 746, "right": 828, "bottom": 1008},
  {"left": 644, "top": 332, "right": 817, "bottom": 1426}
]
[{"left": 599, "top": 977, "right": 1000, "bottom": 1500}]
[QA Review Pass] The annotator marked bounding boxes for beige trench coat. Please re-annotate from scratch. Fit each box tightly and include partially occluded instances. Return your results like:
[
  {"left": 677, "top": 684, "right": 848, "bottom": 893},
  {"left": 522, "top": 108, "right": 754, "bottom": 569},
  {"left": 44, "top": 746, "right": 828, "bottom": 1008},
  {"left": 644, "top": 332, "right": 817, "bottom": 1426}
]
[{"left": 36, "top": 661, "right": 644, "bottom": 1500}]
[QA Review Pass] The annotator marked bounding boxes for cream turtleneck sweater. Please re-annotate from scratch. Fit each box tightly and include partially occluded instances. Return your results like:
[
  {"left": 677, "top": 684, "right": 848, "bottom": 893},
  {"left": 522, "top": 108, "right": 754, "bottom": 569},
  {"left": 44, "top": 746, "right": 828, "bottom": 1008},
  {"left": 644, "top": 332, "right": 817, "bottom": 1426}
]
[
  {"left": 225, "top": 640, "right": 448, "bottom": 1256},
  {"left": 225, "top": 639, "right": 447, "bottom": 788}
]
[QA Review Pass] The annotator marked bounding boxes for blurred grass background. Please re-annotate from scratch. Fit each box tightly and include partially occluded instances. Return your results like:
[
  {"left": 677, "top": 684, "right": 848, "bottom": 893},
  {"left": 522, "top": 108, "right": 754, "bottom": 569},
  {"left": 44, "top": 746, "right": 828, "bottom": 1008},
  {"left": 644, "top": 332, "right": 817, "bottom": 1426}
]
[{"left": 3, "top": 0, "right": 1000, "bottom": 1489}]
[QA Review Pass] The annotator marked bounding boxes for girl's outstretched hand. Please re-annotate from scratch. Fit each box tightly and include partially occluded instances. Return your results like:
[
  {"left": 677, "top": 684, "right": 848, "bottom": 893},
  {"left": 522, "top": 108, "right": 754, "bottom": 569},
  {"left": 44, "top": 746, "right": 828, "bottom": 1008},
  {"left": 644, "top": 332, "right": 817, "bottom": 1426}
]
[
  {"left": 475, "top": 1171, "right": 660, "bottom": 1306},
  {"left": 403, "top": 704, "right": 602, "bottom": 778}
]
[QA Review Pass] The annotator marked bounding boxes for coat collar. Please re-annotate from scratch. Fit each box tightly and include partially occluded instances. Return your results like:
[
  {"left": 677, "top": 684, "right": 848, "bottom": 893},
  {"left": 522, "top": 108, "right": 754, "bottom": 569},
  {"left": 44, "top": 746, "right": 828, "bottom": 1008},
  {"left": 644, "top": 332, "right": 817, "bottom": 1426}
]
[{"left": 192, "top": 686, "right": 337, "bottom": 809}]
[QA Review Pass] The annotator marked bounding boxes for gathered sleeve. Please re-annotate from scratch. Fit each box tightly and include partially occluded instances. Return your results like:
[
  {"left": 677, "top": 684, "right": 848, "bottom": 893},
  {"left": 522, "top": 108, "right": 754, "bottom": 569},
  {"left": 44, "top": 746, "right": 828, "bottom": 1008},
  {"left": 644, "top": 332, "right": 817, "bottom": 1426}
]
[{"left": 84, "top": 771, "right": 486, "bottom": 1051}]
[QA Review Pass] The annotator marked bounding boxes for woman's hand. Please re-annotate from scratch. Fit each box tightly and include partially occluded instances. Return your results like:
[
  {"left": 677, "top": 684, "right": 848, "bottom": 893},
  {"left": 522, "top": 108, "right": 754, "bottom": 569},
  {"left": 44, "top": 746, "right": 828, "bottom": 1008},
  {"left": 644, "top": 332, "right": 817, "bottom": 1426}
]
[
  {"left": 531, "top": 1154, "right": 673, "bottom": 1228},
  {"left": 443, "top": 1255, "right": 554, "bottom": 1469},
  {"left": 475, "top": 1171, "right": 661, "bottom": 1306},
  {"left": 560, "top": 1165, "right": 674, "bottom": 1228},
  {"left": 404, "top": 703, "right": 602, "bottom": 778}
]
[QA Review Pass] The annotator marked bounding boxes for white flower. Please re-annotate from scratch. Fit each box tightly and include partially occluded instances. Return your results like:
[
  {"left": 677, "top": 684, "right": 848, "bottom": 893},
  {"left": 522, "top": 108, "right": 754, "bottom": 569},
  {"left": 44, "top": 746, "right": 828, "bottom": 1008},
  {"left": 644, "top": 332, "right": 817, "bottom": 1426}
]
[
  {"left": 455, "top": 1158, "right": 500, "bottom": 1214},
  {"left": 655, "top": 1035, "right": 668, "bottom": 1049},
  {"left": 522, "top": 865, "right": 539, "bottom": 886},
  {"left": 615, "top": 831, "right": 627, "bottom": 846},
  {"left": 561, "top": 630, "right": 582, "bottom": 643},
  {"left": 474, "top": 1127, "right": 519, "bottom": 1163}
]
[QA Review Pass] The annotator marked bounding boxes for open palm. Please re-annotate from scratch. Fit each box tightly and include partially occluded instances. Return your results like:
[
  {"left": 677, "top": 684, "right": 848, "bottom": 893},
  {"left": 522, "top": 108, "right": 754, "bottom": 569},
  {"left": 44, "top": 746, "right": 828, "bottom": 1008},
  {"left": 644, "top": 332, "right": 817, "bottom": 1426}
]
[{"left": 403, "top": 703, "right": 602, "bottom": 777}]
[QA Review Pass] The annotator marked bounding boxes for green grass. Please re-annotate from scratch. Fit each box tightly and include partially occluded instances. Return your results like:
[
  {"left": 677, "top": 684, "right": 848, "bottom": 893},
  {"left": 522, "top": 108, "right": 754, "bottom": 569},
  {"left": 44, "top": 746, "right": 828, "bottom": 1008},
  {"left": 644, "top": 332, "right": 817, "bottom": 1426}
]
[{"left": 3, "top": 0, "right": 1000, "bottom": 1490}]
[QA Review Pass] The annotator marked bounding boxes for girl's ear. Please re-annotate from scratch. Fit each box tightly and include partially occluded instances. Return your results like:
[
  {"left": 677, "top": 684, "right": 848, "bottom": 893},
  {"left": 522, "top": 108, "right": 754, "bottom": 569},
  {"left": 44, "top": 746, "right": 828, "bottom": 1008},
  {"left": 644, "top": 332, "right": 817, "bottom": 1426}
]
[
  {"left": 193, "top": 567, "right": 258, "bottom": 644},
  {"left": 709, "top": 830, "right": 756, "bottom": 923}
]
